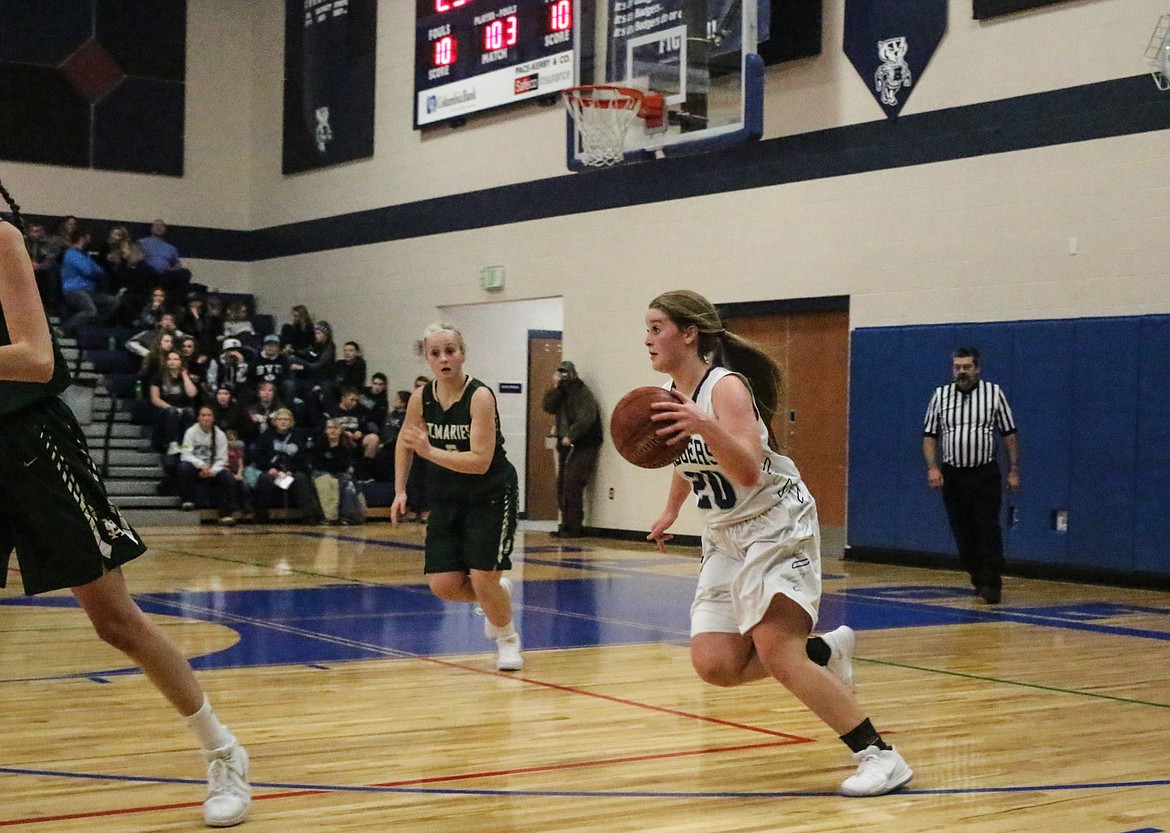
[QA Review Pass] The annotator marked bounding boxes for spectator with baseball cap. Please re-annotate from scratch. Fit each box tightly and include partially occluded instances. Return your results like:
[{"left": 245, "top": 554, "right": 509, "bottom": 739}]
[
  {"left": 251, "top": 333, "right": 290, "bottom": 392},
  {"left": 204, "top": 337, "right": 252, "bottom": 403},
  {"left": 542, "top": 360, "right": 603, "bottom": 538}
]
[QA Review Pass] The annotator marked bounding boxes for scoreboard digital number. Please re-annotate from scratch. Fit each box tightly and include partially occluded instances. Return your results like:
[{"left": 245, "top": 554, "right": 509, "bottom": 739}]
[{"left": 415, "top": 0, "right": 575, "bottom": 127}]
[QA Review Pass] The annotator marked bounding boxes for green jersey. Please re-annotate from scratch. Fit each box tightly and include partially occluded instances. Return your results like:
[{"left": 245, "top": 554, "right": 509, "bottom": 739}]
[
  {"left": 420, "top": 376, "right": 514, "bottom": 504},
  {"left": 0, "top": 294, "right": 71, "bottom": 419}
]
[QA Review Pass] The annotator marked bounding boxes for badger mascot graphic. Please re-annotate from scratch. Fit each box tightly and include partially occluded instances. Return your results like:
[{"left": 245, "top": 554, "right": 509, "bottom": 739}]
[{"left": 874, "top": 36, "right": 912, "bottom": 107}]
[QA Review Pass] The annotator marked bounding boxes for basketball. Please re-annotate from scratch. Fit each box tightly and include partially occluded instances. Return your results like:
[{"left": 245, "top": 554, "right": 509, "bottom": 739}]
[{"left": 609, "top": 386, "right": 685, "bottom": 469}]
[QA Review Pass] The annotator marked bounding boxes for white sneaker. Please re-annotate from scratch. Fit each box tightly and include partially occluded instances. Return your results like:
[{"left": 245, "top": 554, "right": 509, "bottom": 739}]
[
  {"left": 202, "top": 740, "right": 250, "bottom": 827},
  {"left": 840, "top": 745, "right": 912, "bottom": 797},
  {"left": 820, "top": 625, "right": 856, "bottom": 691},
  {"left": 481, "top": 576, "right": 514, "bottom": 642},
  {"left": 496, "top": 631, "right": 523, "bottom": 671}
]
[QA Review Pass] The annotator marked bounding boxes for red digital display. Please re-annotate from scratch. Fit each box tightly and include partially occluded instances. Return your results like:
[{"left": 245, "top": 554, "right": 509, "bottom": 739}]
[
  {"left": 483, "top": 15, "right": 519, "bottom": 51},
  {"left": 433, "top": 35, "right": 458, "bottom": 66},
  {"left": 416, "top": 0, "right": 577, "bottom": 127},
  {"left": 549, "top": 0, "right": 571, "bottom": 31}
]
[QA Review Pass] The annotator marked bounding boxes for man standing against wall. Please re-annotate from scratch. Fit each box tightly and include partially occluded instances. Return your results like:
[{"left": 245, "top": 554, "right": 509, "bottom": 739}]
[
  {"left": 922, "top": 347, "right": 1019, "bottom": 604},
  {"left": 542, "top": 360, "right": 602, "bottom": 538}
]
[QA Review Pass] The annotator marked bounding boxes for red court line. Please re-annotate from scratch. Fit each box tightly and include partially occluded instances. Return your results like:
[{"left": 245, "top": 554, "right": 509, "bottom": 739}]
[
  {"left": 417, "top": 655, "right": 814, "bottom": 741},
  {"left": 0, "top": 740, "right": 805, "bottom": 826}
]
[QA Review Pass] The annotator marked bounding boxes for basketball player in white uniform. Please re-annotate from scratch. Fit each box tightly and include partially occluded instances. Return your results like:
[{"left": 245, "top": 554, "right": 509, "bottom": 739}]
[{"left": 643, "top": 290, "right": 912, "bottom": 797}]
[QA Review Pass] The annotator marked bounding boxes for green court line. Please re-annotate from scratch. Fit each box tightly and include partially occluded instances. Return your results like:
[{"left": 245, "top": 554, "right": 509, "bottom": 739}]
[{"left": 862, "top": 657, "right": 1170, "bottom": 710}]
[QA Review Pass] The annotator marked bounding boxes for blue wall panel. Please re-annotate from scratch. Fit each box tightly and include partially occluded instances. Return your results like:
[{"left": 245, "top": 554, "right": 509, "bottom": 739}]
[
  {"left": 892, "top": 325, "right": 962, "bottom": 554},
  {"left": 849, "top": 314, "right": 1167, "bottom": 579},
  {"left": 1066, "top": 318, "right": 1139, "bottom": 569},
  {"left": 847, "top": 328, "right": 903, "bottom": 549},
  {"left": 1004, "top": 321, "right": 1072, "bottom": 564},
  {"left": 1134, "top": 317, "right": 1170, "bottom": 574}
]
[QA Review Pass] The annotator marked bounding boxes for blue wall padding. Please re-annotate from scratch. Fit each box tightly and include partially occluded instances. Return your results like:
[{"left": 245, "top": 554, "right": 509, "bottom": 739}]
[
  {"left": 848, "top": 314, "right": 1168, "bottom": 577},
  {"left": 1004, "top": 321, "right": 1072, "bottom": 564},
  {"left": 1066, "top": 318, "right": 1139, "bottom": 569},
  {"left": 1134, "top": 316, "right": 1170, "bottom": 574}
]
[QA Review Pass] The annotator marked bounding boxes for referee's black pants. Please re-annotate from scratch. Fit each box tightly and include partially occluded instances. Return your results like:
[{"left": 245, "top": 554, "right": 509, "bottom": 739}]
[{"left": 940, "top": 462, "right": 1004, "bottom": 594}]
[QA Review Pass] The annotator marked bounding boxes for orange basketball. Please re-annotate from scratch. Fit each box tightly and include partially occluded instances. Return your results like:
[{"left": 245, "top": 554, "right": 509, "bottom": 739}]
[{"left": 609, "top": 386, "right": 685, "bottom": 469}]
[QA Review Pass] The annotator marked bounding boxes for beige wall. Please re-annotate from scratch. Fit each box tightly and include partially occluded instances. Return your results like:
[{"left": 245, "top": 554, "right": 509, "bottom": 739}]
[{"left": 6, "top": 0, "right": 1168, "bottom": 534}]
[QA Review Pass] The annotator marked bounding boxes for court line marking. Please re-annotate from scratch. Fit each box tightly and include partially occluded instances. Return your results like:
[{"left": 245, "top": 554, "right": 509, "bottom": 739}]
[{"left": 2, "top": 764, "right": 1169, "bottom": 828}]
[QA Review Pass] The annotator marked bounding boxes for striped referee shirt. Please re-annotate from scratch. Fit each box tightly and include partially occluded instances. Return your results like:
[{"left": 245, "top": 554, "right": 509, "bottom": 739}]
[{"left": 923, "top": 380, "right": 1017, "bottom": 468}]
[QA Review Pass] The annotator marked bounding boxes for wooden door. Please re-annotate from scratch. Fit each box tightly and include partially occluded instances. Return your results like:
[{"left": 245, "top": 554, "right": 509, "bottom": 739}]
[
  {"left": 525, "top": 332, "right": 562, "bottom": 520},
  {"left": 724, "top": 307, "right": 849, "bottom": 527}
]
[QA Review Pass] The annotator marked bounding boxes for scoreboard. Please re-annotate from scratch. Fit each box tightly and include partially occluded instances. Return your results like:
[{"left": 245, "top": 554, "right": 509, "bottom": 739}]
[{"left": 414, "top": 0, "right": 576, "bottom": 127}]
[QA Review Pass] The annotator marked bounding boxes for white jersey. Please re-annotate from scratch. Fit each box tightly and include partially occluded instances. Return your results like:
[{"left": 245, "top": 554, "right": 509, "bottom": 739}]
[{"left": 667, "top": 366, "right": 810, "bottom": 529}]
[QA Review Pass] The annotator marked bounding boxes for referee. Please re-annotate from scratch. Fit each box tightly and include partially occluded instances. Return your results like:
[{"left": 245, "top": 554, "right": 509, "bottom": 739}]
[{"left": 922, "top": 347, "right": 1019, "bottom": 604}]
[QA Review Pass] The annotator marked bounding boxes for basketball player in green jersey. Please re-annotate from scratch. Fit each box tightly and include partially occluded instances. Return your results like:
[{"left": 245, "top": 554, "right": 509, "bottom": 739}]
[
  {"left": 0, "top": 180, "right": 251, "bottom": 827},
  {"left": 392, "top": 323, "right": 522, "bottom": 671}
]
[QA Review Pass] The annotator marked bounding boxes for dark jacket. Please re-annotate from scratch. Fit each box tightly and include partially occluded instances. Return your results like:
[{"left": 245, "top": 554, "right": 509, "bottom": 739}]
[{"left": 542, "top": 378, "right": 603, "bottom": 448}]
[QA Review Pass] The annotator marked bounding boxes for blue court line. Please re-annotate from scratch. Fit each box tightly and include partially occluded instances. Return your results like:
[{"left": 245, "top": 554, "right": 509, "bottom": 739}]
[{"left": 2, "top": 765, "right": 1169, "bottom": 799}]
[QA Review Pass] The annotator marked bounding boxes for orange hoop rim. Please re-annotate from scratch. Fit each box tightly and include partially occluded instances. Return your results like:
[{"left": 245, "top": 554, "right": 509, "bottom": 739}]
[{"left": 563, "top": 85, "right": 665, "bottom": 126}]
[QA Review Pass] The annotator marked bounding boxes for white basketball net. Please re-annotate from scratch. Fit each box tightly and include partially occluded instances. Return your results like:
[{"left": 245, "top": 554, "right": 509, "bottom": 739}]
[
  {"left": 564, "top": 86, "right": 643, "bottom": 167},
  {"left": 1145, "top": 15, "right": 1170, "bottom": 90}
]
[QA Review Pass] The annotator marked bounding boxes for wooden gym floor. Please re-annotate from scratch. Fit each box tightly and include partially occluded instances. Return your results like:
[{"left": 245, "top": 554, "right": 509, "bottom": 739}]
[{"left": 2, "top": 522, "right": 1168, "bottom": 832}]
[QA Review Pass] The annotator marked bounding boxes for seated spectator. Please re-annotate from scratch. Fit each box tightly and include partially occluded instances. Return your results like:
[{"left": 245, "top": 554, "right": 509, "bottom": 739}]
[
  {"left": 134, "top": 286, "right": 171, "bottom": 330},
  {"left": 360, "top": 372, "right": 389, "bottom": 431},
  {"left": 98, "top": 225, "right": 151, "bottom": 325},
  {"left": 177, "top": 406, "right": 240, "bottom": 526},
  {"left": 148, "top": 350, "right": 199, "bottom": 484},
  {"left": 280, "top": 304, "right": 314, "bottom": 355},
  {"left": 248, "top": 408, "right": 321, "bottom": 524},
  {"left": 323, "top": 386, "right": 379, "bottom": 453},
  {"left": 285, "top": 320, "right": 335, "bottom": 426},
  {"left": 210, "top": 386, "right": 250, "bottom": 438},
  {"left": 59, "top": 227, "right": 118, "bottom": 335},
  {"left": 138, "top": 218, "right": 191, "bottom": 301},
  {"left": 179, "top": 293, "right": 222, "bottom": 357},
  {"left": 369, "top": 388, "right": 408, "bottom": 483},
  {"left": 244, "top": 380, "right": 284, "bottom": 441},
  {"left": 177, "top": 334, "right": 209, "bottom": 398},
  {"left": 225, "top": 429, "right": 248, "bottom": 510},
  {"left": 333, "top": 341, "right": 367, "bottom": 393},
  {"left": 251, "top": 334, "right": 289, "bottom": 391},
  {"left": 126, "top": 311, "right": 182, "bottom": 358},
  {"left": 204, "top": 337, "right": 253, "bottom": 403},
  {"left": 137, "top": 331, "right": 177, "bottom": 384},
  {"left": 24, "top": 221, "right": 62, "bottom": 311},
  {"left": 222, "top": 299, "right": 255, "bottom": 343},
  {"left": 310, "top": 418, "right": 366, "bottom": 525}
]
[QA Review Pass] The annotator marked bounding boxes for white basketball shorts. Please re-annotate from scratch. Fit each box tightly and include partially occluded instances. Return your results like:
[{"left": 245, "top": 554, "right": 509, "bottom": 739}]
[{"left": 689, "top": 500, "right": 822, "bottom": 637}]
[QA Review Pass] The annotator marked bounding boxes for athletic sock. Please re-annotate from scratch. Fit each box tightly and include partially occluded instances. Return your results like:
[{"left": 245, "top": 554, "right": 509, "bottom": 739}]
[
  {"left": 185, "top": 696, "right": 235, "bottom": 751},
  {"left": 805, "top": 636, "right": 830, "bottom": 666},
  {"left": 495, "top": 621, "right": 517, "bottom": 640},
  {"left": 839, "top": 718, "right": 892, "bottom": 754}
]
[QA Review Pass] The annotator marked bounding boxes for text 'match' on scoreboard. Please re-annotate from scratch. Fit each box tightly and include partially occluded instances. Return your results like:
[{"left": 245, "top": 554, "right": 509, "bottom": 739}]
[{"left": 415, "top": 0, "right": 575, "bottom": 128}]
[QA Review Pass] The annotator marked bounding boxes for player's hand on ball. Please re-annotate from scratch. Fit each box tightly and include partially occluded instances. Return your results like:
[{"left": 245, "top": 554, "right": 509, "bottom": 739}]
[{"left": 650, "top": 393, "right": 704, "bottom": 445}]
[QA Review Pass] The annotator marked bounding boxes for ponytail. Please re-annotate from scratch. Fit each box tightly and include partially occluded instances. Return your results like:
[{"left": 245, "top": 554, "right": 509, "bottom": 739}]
[
  {"left": 0, "top": 178, "right": 25, "bottom": 234},
  {"left": 650, "top": 290, "right": 784, "bottom": 450}
]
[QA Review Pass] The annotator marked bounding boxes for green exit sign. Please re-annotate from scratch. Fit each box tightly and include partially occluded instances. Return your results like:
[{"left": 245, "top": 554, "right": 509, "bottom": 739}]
[{"left": 480, "top": 265, "right": 505, "bottom": 290}]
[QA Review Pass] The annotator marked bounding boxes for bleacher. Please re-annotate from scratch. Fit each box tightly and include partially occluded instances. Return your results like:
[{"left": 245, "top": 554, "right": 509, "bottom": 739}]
[{"left": 63, "top": 293, "right": 396, "bottom": 526}]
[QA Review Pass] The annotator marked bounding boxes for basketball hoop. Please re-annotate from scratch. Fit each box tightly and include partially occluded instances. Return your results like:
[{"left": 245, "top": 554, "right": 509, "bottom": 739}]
[
  {"left": 563, "top": 85, "right": 665, "bottom": 168},
  {"left": 1145, "top": 15, "right": 1170, "bottom": 90}
]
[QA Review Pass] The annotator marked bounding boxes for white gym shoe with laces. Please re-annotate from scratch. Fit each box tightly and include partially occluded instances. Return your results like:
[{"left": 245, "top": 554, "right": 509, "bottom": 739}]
[
  {"left": 480, "top": 576, "right": 514, "bottom": 641},
  {"left": 840, "top": 745, "right": 912, "bottom": 797},
  {"left": 202, "top": 739, "right": 251, "bottom": 827},
  {"left": 821, "top": 625, "right": 856, "bottom": 691},
  {"left": 495, "top": 631, "right": 523, "bottom": 671}
]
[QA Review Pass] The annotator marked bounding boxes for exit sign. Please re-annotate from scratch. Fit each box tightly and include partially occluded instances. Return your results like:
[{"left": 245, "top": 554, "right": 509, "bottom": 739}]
[{"left": 480, "top": 265, "right": 505, "bottom": 291}]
